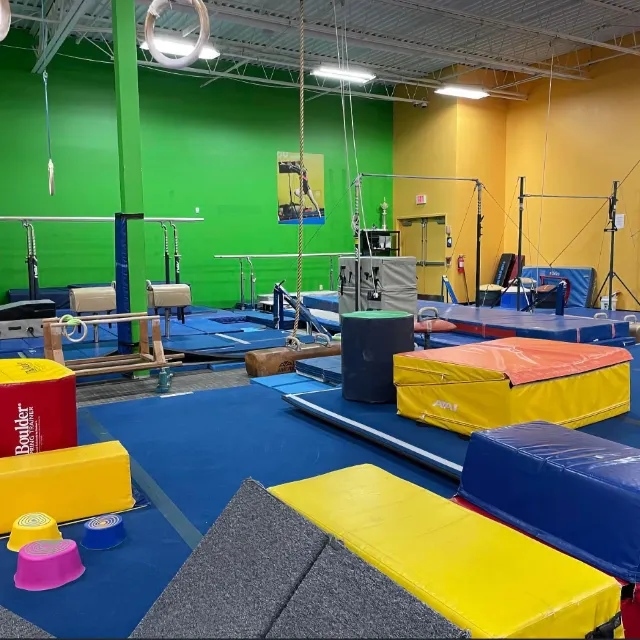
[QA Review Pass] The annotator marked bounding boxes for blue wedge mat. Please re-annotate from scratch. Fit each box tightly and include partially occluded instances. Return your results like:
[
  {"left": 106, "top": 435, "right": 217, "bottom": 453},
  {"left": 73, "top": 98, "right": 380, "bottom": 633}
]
[
  {"left": 304, "top": 293, "right": 339, "bottom": 313},
  {"left": 521, "top": 266, "right": 596, "bottom": 307},
  {"left": 283, "top": 308, "right": 341, "bottom": 331}
]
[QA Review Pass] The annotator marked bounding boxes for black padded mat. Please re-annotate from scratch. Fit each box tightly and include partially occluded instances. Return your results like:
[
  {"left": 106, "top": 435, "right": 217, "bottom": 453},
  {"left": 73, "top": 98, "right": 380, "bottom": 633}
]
[
  {"left": 267, "top": 541, "right": 469, "bottom": 639},
  {"left": 131, "top": 479, "right": 328, "bottom": 638}
]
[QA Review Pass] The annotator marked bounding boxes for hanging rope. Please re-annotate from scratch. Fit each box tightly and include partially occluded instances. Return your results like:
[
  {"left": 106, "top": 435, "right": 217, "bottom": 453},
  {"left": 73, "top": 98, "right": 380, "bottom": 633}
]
[{"left": 292, "top": 0, "right": 305, "bottom": 338}]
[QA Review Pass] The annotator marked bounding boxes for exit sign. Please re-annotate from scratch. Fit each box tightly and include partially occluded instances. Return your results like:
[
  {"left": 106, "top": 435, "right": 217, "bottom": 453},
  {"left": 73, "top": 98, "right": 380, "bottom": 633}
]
[{"left": 416, "top": 194, "right": 427, "bottom": 205}]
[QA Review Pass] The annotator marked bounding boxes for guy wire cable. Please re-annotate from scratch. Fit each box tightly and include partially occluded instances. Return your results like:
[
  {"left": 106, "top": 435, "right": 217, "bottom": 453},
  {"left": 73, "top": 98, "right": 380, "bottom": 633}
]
[{"left": 535, "top": 46, "right": 554, "bottom": 286}]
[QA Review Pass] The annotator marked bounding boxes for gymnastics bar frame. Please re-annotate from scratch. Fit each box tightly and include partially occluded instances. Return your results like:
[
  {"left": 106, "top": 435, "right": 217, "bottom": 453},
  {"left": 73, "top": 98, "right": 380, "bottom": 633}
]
[
  {"left": 213, "top": 252, "right": 354, "bottom": 310},
  {"left": 0, "top": 216, "right": 203, "bottom": 301},
  {"left": 514, "top": 178, "right": 633, "bottom": 311},
  {"left": 353, "top": 173, "right": 483, "bottom": 308},
  {"left": 42, "top": 312, "right": 183, "bottom": 377}
]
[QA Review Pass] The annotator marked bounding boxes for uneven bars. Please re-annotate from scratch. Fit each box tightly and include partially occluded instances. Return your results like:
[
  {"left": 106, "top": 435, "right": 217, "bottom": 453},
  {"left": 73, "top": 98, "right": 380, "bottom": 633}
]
[
  {"left": 0, "top": 216, "right": 204, "bottom": 222},
  {"left": 214, "top": 253, "right": 353, "bottom": 259}
]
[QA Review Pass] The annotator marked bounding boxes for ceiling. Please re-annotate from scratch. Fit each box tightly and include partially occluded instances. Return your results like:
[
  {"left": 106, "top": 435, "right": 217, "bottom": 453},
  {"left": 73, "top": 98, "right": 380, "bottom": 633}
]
[{"left": 6, "top": 0, "right": 640, "bottom": 101}]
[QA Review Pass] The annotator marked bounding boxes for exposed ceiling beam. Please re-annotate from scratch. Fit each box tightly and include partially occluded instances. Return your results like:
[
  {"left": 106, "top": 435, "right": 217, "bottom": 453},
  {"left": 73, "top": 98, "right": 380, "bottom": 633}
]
[
  {"left": 133, "top": 0, "right": 587, "bottom": 80},
  {"left": 377, "top": 0, "right": 640, "bottom": 57},
  {"left": 138, "top": 59, "right": 425, "bottom": 104},
  {"left": 32, "top": 0, "right": 94, "bottom": 72},
  {"left": 583, "top": 0, "right": 640, "bottom": 17}
]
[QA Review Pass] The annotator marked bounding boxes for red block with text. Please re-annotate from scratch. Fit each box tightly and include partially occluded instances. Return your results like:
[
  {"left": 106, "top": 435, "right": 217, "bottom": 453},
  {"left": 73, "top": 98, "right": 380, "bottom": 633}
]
[{"left": 0, "top": 359, "right": 77, "bottom": 458}]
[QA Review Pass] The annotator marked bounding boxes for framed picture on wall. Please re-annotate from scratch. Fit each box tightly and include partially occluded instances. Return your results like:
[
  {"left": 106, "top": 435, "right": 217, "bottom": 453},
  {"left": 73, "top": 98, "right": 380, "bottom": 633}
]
[{"left": 277, "top": 151, "right": 325, "bottom": 225}]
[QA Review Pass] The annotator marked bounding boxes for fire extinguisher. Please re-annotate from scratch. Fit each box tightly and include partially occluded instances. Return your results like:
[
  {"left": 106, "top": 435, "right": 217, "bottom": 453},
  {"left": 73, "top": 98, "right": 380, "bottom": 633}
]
[{"left": 457, "top": 255, "right": 465, "bottom": 273}]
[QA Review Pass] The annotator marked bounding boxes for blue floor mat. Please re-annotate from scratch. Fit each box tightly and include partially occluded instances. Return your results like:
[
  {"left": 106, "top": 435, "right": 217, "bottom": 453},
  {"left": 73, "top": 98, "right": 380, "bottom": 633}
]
[
  {"left": 284, "top": 388, "right": 467, "bottom": 478},
  {"left": 78, "top": 386, "right": 457, "bottom": 538},
  {"left": 160, "top": 317, "right": 205, "bottom": 337},
  {"left": 251, "top": 373, "right": 331, "bottom": 394},
  {"left": 0, "top": 507, "right": 190, "bottom": 640},
  {"left": 0, "top": 339, "right": 30, "bottom": 354},
  {"left": 164, "top": 334, "right": 245, "bottom": 352}
]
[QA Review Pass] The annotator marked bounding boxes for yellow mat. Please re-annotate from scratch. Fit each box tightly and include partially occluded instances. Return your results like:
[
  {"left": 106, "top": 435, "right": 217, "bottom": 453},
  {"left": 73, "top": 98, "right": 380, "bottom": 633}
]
[
  {"left": 394, "top": 338, "right": 630, "bottom": 435},
  {"left": 0, "top": 441, "right": 135, "bottom": 534},
  {"left": 271, "top": 465, "right": 623, "bottom": 638}
]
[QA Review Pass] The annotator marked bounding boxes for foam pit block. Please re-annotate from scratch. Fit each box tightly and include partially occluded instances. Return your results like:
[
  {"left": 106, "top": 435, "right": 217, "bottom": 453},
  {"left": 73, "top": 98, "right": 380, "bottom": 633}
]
[
  {"left": 131, "top": 479, "right": 328, "bottom": 638},
  {"left": 0, "top": 359, "right": 77, "bottom": 458},
  {"left": 459, "top": 421, "right": 640, "bottom": 584},
  {"left": 267, "top": 540, "right": 468, "bottom": 639},
  {"left": 0, "top": 441, "right": 135, "bottom": 534},
  {"left": 270, "top": 465, "right": 623, "bottom": 638},
  {"left": 0, "top": 606, "right": 51, "bottom": 638},
  {"left": 394, "top": 337, "right": 631, "bottom": 434}
]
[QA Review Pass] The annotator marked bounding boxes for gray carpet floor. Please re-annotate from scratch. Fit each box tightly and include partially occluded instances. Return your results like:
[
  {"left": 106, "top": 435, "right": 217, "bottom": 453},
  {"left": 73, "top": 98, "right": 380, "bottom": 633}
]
[
  {"left": 130, "top": 479, "right": 328, "bottom": 638},
  {"left": 267, "top": 540, "right": 469, "bottom": 638},
  {"left": 0, "top": 606, "right": 52, "bottom": 639},
  {"left": 76, "top": 369, "right": 250, "bottom": 407}
]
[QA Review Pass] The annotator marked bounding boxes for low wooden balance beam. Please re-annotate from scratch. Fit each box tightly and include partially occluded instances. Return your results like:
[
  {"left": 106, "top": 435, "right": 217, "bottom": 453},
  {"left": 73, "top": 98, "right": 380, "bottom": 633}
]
[{"left": 43, "top": 312, "right": 183, "bottom": 377}]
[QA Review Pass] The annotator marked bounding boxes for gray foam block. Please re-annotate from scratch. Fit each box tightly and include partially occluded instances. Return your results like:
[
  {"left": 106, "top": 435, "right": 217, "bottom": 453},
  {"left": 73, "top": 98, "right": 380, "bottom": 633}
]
[
  {"left": 267, "top": 540, "right": 469, "bottom": 639},
  {"left": 131, "top": 479, "right": 328, "bottom": 639},
  {"left": 0, "top": 606, "right": 52, "bottom": 638}
]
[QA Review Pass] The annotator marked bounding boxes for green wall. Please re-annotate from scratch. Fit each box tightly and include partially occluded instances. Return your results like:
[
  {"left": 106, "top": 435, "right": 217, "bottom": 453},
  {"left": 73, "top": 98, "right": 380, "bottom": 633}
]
[{"left": 0, "top": 33, "right": 393, "bottom": 307}]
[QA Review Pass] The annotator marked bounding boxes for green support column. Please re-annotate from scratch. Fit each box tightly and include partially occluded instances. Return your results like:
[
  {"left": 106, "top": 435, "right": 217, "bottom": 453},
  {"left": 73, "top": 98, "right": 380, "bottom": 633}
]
[{"left": 112, "top": 0, "right": 146, "bottom": 344}]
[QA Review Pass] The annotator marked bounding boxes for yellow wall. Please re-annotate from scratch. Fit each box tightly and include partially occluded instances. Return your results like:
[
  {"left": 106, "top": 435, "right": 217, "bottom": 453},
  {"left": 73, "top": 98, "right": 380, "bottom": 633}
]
[
  {"left": 505, "top": 54, "right": 640, "bottom": 309},
  {"left": 393, "top": 93, "right": 506, "bottom": 301},
  {"left": 394, "top": 51, "right": 640, "bottom": 309}
]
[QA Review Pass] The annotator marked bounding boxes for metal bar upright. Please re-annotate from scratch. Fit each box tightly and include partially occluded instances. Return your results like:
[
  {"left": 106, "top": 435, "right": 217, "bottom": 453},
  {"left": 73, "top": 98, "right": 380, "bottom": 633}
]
[
  {"left": 475, "top": 181, "right": 483, "bottom": 307},
  {"left": 517, "top": 176, "right": 525, "bottom": 311},
  {"left": 608, "top": 181, "right": 618, "bottom": 310}
]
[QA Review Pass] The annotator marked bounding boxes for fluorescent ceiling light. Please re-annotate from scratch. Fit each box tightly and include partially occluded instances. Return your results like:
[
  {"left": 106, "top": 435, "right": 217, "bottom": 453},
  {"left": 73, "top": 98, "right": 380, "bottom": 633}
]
[
  {"left": 312, "top": 66, "right": 376, "bottom": 84},
  {"left": 435, "top": 85, "right": 489, "bottom": 100},
  {"left": 140, "top": 37, "right": 220, "bottom": 61}
]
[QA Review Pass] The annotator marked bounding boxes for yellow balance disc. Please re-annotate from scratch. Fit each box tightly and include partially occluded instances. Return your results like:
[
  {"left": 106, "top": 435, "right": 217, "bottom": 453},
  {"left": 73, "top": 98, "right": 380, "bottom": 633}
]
[{"left": 7, "top": 513, "right": 62, "bottom": 552}]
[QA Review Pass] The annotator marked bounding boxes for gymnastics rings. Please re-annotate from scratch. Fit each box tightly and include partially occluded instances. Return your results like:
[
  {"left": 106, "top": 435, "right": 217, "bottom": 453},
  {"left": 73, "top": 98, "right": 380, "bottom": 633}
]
[
  {"left": 144, "top": 0, "right": 210, "bottom": 70},
  {"left": 0, "top": 0, "right": 11, "bottom": 43}
]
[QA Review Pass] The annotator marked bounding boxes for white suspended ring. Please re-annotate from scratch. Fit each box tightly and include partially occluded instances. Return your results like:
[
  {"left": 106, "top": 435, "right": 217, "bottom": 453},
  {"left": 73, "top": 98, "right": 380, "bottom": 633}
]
[
  {"left": 0, "top": 0, "right": 11, "bottom": 42},
  {"left": 144, "top": 0, "right": 210, "bottom": 70}
]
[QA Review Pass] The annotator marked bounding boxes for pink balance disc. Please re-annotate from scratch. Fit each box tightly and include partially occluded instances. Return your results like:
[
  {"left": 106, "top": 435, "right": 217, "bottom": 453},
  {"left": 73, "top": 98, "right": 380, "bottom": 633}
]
[{"left": 14, "top": 540, "right": 85, "bottom": 591}]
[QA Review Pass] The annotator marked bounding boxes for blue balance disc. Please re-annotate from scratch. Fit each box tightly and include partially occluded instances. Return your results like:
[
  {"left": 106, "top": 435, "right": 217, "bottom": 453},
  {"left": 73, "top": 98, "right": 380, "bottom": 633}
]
[{"left": 81, "top": 514, "right": 126, "bottom": 550}]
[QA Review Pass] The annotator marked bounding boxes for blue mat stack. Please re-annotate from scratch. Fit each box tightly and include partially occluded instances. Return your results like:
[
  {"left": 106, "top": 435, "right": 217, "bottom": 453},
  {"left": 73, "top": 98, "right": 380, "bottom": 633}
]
[{"left": 296, "top": 357, "right": 342, "bottom": 385}]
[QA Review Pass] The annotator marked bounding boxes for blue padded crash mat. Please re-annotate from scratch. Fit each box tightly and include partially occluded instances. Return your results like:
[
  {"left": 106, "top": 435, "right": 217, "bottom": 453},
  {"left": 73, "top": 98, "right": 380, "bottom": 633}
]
[
  {"left": 522, "top": 266, "right": 596, "bottom": 308},
  {"left": 302, "top": 294, "right": 339, "bottom": 313},
  {"left": 419, "top": 301, "right": 629, "bottom": 342},
  {"left": 459, "top": 422, "right": 640, "bottom": 583}
]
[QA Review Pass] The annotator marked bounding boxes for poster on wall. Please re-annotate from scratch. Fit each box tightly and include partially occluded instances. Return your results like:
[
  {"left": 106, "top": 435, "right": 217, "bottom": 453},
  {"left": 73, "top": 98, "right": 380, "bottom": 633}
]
[{"left": 277, "top": 151, "right": 325, "bottom": 225}]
